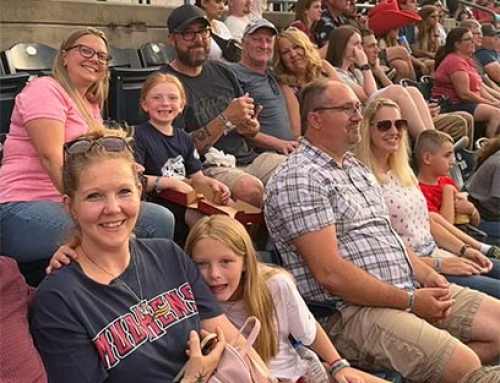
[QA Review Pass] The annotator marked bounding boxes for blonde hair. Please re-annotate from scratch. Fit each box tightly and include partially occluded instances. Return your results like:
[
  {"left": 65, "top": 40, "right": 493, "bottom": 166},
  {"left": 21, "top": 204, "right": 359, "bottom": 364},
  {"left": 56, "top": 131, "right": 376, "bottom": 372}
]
[
  {"left": 356, "top": 98, "right": 417, "bottom": 187},
  {"left": 184, "top": 215, "right": 280, "bottom": 363},
  {"left": 140, "top": 72, "right": 187, "bottom": 111},
  {"left": 53, "top": 28, "right": 110, "bottom": 133},
  {"left": 273, "top": 27, "right": 324, "bottom": 87},
  {"left": 414, "top": 129, "right": 454, "bottom": 168}
]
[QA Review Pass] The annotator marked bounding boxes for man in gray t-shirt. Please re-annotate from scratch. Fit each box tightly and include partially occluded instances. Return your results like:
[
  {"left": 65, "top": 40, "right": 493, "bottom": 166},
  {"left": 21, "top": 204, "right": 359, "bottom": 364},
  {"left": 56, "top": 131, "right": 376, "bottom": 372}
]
[{"left": 232, "top": 19, "right": 299, "bottom": 155}]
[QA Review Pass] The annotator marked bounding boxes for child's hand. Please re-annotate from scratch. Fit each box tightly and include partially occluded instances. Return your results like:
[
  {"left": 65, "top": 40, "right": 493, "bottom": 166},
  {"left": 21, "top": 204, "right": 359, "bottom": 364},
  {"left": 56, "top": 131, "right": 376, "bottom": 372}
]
[
  {"left": 46, "top": 245, "right": 79, "bottom": 274},
  {"left": 455, "top": 198, "right": 475, "bottom": 215}
]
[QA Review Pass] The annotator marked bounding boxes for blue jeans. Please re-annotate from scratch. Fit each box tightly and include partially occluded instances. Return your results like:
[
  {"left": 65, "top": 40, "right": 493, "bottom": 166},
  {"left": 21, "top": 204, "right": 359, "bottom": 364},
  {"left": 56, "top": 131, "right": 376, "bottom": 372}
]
[
  {"left": 479, "top": 220, "right": 500, "bottom": 246},
  {"left": 0, "top": 201, "right": 175, "bottom": 263},
  {"left": 447, "top": 258, "right": 500, "bottom": 298}
]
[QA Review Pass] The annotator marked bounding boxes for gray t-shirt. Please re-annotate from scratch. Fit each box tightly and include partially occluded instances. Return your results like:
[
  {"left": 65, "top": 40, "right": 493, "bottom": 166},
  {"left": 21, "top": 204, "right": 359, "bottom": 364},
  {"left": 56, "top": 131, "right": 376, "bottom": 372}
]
[
  {"left": 161, "top": 61, "right": 257, "bottom": 166},
  {"left": 467, "top": 151, "right": 500, "bottom": 219},
  {"left": 230, "top": 63, "right": 293, "bottom": 144}
]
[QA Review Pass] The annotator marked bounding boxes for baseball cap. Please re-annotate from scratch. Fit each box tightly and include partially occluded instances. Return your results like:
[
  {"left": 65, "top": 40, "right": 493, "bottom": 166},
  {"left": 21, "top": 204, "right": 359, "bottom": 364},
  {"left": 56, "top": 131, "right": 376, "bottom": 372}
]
[
  {"left": 481, "top": 23, "right": 499, "bottom": 37},
  {"left": 242, "top": 18, "right": 278, "bottom": 37},
  {"left": 167, "top": 5, "right": 209, "bottom": 34}
]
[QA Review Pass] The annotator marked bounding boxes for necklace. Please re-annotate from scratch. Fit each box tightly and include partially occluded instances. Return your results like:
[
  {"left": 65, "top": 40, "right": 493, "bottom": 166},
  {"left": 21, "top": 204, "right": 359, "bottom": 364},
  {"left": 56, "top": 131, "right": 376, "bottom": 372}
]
[{"left": 79, "top": 245, "right": 145, "bottom": 307}]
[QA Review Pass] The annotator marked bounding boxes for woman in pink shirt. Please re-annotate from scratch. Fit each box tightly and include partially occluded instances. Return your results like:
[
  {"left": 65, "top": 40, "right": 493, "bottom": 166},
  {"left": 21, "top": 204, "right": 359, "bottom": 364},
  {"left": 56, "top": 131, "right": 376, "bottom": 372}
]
[
  {"left": 432, "top": 27, "right": 500, "bottom": 137},
  {"left": 0, "top": 28, "right": 174, "bottom": 270}
]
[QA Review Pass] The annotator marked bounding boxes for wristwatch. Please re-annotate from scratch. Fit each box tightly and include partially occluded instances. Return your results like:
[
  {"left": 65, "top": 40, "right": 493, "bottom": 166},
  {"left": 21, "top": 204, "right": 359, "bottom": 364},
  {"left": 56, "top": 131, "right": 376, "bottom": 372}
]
[
  {"left": 217, "top": 112, "right": 236, "bottom": 135},
  {"left": 405, "top": 291, "right": 416, "bottom": 313},
  {"left": 359, "top": 64, "right": 371, "bottom": 71},
  {"left": 328, "top": 358, "right": 351, "bottom": 379},
  {"left": 154, "top": 176, "right": 162, "bottom": 194},
  {"left": 459, "top": 244, "right": 471, "bottom": 257}
]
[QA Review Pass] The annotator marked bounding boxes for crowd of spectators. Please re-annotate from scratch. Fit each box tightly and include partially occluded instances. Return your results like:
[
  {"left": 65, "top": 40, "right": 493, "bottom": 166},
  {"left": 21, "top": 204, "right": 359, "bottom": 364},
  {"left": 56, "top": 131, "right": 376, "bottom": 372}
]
[{"left": 1, "top": 0, "right": 500, "bottom": 382}]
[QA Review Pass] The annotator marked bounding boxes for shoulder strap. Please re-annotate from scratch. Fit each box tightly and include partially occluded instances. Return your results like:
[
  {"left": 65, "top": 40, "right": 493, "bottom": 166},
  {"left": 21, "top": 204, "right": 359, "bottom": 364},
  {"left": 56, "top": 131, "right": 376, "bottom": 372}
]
[{"left": 238, "top": 316, "right": 261, "bottom": 356}]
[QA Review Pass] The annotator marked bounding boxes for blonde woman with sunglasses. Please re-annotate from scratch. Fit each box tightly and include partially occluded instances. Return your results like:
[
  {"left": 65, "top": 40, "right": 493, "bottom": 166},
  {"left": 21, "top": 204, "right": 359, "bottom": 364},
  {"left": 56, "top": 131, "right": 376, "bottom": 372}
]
[
  {"left": 0, "top": 29, "right": 174, "bottom": 274},
  {"left": 356, "top": 98, "right": 500, "bottom": 298}
]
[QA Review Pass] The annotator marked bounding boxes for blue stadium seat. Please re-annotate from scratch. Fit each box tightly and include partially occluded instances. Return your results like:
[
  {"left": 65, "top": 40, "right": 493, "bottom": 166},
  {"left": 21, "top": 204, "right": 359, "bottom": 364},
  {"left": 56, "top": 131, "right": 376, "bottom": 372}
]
[{"left": 2, "top": 43, "right": 56, "bottom": 76}]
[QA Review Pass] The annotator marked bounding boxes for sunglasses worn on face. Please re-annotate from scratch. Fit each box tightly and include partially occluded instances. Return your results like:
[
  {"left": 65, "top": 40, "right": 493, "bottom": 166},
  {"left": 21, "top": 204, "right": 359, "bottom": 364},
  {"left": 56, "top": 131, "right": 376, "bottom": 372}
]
[
  {"left": 64, "top": 137, "right": 132, "bottom": 156},
  {"left": 376, "top": 119, "right": 408, "bottom": 132},
  {"left": 66, "top": 44, "right": 111, "bottom": 63}
]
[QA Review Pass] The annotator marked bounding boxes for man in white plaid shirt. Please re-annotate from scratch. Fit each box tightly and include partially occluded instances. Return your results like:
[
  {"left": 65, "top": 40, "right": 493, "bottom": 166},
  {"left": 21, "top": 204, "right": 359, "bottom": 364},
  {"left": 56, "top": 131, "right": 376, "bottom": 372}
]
[{"left": 264, "top": 80, "right": 500, "bottom": 383}]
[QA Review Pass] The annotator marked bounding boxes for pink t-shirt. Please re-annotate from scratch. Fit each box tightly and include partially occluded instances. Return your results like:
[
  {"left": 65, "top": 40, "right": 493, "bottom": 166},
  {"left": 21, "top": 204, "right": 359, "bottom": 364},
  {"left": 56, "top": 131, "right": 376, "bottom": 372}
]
[
  {"left": 432, "top": 53, "right": 482, "bottom": 103},
  {"left": 0, "top": 76, "right": 102, "bottom": 203}
]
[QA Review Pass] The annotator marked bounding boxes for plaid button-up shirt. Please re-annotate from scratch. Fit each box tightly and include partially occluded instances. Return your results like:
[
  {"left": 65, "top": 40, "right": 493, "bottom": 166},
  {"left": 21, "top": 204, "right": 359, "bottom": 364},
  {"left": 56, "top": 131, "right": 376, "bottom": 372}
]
[{"left": 264, "top": 139, "right": 417, "bottom": 311}]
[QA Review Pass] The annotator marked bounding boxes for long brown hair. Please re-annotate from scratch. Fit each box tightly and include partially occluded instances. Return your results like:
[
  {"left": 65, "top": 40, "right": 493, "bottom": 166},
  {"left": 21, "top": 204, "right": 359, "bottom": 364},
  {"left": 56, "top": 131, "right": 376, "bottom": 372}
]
[
  {"left": 185, "top": 215, "right": 280, "bottom": 363},
  {"left": 53, "top": 28, "right": 110, "bottom": 133},
  {"left": 294, "top": 0, "right": 320, "bottom": 28},
  {"left": 417, "top": 5, "right": 440, "bottom": 53},
  {"left": 325, "top": 25, "right": 358, "bottom": 67}
]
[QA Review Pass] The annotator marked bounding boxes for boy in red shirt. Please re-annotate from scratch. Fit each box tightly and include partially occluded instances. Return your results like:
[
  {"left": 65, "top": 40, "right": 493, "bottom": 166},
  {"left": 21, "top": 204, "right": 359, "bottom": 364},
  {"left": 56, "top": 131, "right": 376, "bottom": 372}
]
[{"left": 415, "top": 129, "right": 480, "bottom": 225}]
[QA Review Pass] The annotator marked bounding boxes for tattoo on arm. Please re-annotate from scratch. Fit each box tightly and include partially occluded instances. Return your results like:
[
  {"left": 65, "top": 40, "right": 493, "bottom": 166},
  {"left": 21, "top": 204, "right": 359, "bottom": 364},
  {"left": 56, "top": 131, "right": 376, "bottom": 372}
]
[{"left": 191, "top": 126, "right": 213, "bottom": 155}]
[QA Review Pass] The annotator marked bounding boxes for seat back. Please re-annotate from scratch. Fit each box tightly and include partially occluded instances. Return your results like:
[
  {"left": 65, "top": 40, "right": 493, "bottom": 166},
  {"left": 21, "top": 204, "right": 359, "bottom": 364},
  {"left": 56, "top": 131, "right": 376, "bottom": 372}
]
[
  {"left": 3, "top": 43, "right": 56, "bottom": 75},
  {"left": 107, "top": 67, "right": 160, "bottom": 125},
  {"left": 0, "top": 73, "right": 30, "bottom": 136},
  {"left": 108, "top": 47, "right": 142, "bottom": 69},
  {"left": 139, "top": 42, "right": 176, "bottom": 67},
  {"left": 400, "top": 75, "right": 434, "bottom": 101}
]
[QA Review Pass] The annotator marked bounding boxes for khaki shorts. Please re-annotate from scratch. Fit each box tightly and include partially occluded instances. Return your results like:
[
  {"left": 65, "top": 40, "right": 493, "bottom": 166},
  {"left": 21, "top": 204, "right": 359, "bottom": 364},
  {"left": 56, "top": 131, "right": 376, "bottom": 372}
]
[
  {"left": 320, "top": 284, "right": 485, "bottom": 383},
  {"left": 203, "top": 152, "right": 286, "bottom": 191},
  {"left": 434, "top": 112, "right": 475, "bottom": 148}
]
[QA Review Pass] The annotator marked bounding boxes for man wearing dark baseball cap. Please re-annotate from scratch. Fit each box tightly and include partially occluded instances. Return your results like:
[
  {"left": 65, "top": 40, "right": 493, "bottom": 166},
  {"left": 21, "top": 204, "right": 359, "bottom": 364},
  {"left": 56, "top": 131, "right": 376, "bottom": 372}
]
[
  {"left": 167, "top": 4, "right": 210, "bottom": 34},
  {"left": 475, "top": 23, "right": 500, "bottom": 84},
  {"left": 162, "top": 5, "right": 286, "bottom": 207}
]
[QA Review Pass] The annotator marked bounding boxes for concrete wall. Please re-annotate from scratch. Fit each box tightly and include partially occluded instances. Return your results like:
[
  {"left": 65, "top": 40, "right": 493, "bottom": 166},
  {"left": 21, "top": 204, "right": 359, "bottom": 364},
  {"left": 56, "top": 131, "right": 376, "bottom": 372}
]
[{"left": 0, "top": 0, "right": 293, "bottom": 51}]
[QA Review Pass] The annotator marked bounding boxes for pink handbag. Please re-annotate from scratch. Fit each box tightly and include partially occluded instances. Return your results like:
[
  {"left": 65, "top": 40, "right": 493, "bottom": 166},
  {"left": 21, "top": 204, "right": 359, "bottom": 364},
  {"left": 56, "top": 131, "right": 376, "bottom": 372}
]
[{"left": 174, "top": 316, "right": 274, "bottom": 383}]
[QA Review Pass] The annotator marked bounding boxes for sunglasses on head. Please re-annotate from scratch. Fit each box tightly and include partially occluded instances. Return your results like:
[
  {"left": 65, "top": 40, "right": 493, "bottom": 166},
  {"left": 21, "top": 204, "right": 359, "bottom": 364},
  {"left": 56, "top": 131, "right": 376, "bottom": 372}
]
[
  {"left": 64, "top": 136, "right": 132, "bottom": 156},
  {"left": 375, "top": 119, "right": 408, "bottom": 132}
]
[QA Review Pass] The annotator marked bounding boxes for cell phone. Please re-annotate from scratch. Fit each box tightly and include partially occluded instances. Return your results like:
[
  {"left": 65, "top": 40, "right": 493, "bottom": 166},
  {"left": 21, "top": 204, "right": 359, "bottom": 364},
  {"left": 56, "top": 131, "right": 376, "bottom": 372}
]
[{"left": 201, "top": 334, "right": 218, "bottom": 355}]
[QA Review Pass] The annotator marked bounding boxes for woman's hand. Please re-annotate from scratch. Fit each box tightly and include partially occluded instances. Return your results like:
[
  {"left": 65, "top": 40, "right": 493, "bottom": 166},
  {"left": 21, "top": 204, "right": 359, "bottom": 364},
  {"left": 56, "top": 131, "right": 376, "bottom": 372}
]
[
  {"left": 353, "top": 46, "right": 368, "bottom": 66},
  {"left": 46, "top": 245, "right": 79, "bottom": 274},
  {"left": 464, "top": 248, "right": 493, "bottom": 273},
  {"left": 333, "top": 367, "right": 366, "bottom": 383},
  {"left": 441, "top": 257, "right": 484, "bottom": 276},
  {"left": 181, "top": 327, "right": 225, "bottom": 383}
]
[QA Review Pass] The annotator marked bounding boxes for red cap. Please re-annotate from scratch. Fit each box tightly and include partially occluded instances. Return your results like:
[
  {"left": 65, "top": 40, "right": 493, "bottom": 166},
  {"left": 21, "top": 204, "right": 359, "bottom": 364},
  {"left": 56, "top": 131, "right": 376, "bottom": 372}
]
[{"left": 368, "top": 0, "right": 421, "bottom": 37}]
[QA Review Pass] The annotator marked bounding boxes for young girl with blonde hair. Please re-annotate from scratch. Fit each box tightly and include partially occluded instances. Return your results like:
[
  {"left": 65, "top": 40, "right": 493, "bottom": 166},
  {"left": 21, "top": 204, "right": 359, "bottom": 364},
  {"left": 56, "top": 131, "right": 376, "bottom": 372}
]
[{"left": 185, "top": 214, "right": 389, "bottom": 383}]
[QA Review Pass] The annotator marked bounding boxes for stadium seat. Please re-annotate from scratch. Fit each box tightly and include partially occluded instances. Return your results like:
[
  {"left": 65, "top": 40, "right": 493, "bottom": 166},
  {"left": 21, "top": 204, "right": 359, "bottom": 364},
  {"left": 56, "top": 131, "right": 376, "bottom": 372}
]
[
  {"left": 107, "top": 66, "right": 159, "bottom": 125},
  {"left": 2, "top": 43, "right": 56, "bottom": 76},
  {"left": 139, "top": 42, "right": 176, "bottom": 67},
  {"left": 0, "top": 73, "right": 30, "bottom": 136},
  {"left": 108, "top": 46, "right": 142, "bottom": 68},
  {"left": 400, "top": 75, "right": 434, "bottom": 101}
]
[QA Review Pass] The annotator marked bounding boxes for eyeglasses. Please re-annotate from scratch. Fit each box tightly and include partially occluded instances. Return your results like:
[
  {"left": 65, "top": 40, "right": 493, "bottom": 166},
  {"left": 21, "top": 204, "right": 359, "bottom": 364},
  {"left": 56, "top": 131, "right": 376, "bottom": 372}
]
[
  {"left": 64, "top": 137, "right": 132, "bottom": 156},
  {"left": 314, "top": 102, "right": 363, "bottom": 117},
  {"left": 177, "top": 27, "right": 211, "bottom": 42},
  {"left": 375, "top": 119, "right": 408, "bottom": 132},
  {"left": 66, "top": 44, "right": 112, "bottom": 63}
]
